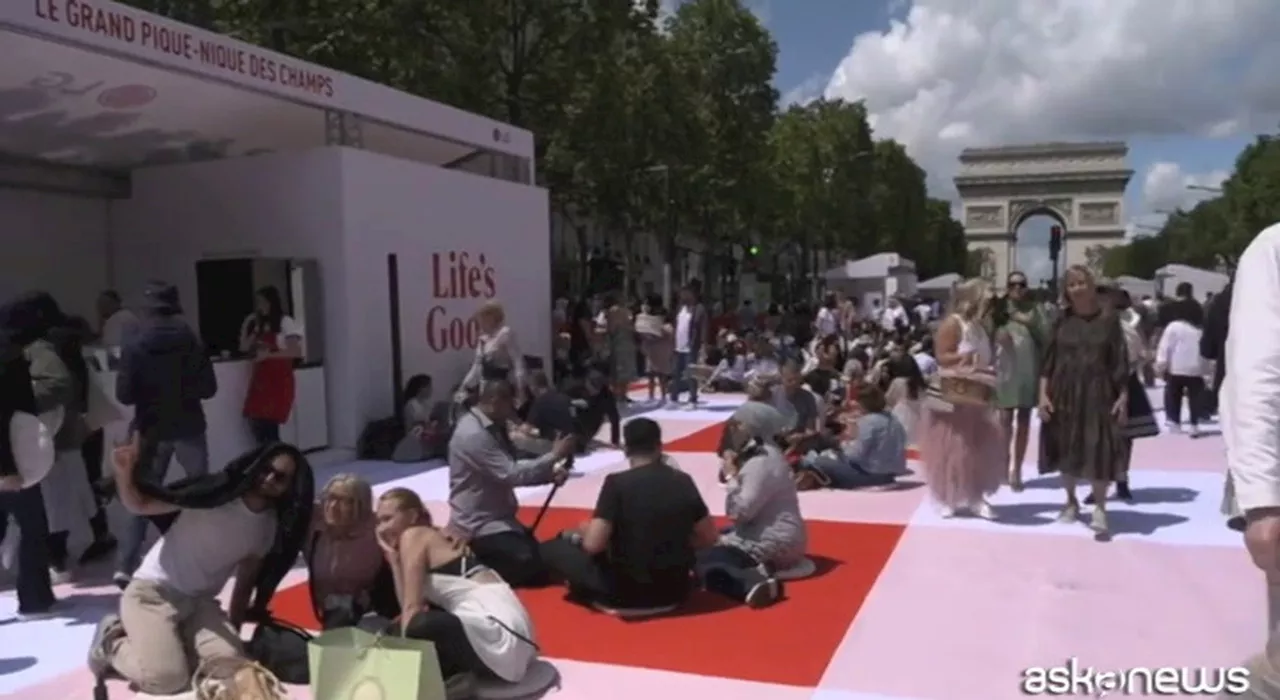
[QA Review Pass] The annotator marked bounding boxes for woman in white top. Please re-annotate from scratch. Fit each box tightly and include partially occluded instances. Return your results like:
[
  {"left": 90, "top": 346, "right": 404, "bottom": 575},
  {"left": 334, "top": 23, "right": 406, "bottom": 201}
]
[
  {"left": 1155, "top": 301, "right": 1207, "bottom": 435},
  {"left": 376, "top": 487, "right": 538, "bottom": 696},
  {"left": 459, "top": 301, "right": 527, "bottom": 402},
  {"left": 917, "top": 278, "right": 1006, "bottom": 518}
]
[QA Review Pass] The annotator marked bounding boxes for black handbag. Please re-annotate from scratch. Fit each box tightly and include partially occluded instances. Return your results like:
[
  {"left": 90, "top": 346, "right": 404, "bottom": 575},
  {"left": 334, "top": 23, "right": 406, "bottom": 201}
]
[
  {"left": 245, "top": 617, "right": 313, "bottom": 684},
  {"left": 1122, "top": 374, "right": 1159, "bottom": 439},
  {"left": 246, "top": 532, "right": 321, "bottom": 683}
]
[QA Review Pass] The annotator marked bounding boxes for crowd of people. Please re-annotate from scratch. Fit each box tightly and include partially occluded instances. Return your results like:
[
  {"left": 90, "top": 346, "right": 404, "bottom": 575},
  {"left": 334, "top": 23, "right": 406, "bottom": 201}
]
[{"left": 0, "top": 266, "right": 1241, "bottom": 699}]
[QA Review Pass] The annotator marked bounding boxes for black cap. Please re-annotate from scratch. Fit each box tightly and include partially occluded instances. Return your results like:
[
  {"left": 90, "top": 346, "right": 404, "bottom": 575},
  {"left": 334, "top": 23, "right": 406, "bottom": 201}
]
[
  {"left": 623, "top": 418, "right": 662, "bottom": 457},
  {"left": 143, "top": 281, "right": 182, "bottom": 315}
]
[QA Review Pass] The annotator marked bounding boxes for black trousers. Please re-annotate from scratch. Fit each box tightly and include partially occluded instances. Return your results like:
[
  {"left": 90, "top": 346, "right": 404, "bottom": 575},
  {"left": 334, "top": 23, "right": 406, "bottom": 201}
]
[
  {"left": 540, "top": 536, "right": 689, "bottom": 610},
  {"left": 248, "top": 418, "right": 281, "bottom": 445},
  {"left": 468, "top": 530, "right": 548, "bottom": 588},
  {"left": 695, "top": 545, "right": 768, "bottom": 602},
  {"left": 318, "top": 562, "right": 401, "bottom": 630},
  {"left": 539, "top": 536, "right": 615, "bottom": 605},
  {"left": 0, "top": 484, "right": 54, "bottom": 613},
  {"left": 401, "top": 609, "right": 489, "bottom": 678},
  {"left": 1164, "top": 374, "right": 1206, "bottom": 426},
  {"left": 79, "top": 429, "right": 110, "bottom": 540}
]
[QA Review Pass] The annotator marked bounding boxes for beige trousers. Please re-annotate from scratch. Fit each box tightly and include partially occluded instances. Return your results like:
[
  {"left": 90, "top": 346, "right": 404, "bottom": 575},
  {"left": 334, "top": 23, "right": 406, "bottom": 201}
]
[{"left": 108, "top": 579, "right": 244, "bottom": 695}]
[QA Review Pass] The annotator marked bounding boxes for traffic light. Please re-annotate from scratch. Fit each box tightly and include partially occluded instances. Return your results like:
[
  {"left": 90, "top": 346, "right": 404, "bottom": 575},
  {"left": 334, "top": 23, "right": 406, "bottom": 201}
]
[
  {"left": 1048, "top": 225, "right": 1062, "bottom": 258},
  {"left": 748, "top": 245, "right": 759, "bottom": 256}
]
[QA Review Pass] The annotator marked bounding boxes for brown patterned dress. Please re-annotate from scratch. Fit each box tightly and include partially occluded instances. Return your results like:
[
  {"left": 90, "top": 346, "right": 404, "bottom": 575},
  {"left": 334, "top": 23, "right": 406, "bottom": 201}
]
[{"left": 1038, "top": 310, "right": 1130, "bottom": 481}]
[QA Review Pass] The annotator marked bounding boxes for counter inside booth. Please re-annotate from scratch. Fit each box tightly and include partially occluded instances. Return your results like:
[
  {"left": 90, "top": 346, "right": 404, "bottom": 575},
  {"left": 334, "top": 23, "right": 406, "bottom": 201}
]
[{"left": 89, "top": 355, "right": 329, "bottom": 473}]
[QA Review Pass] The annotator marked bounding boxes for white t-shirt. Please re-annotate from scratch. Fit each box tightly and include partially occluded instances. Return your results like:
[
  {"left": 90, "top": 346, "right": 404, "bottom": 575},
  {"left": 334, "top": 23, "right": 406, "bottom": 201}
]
[
  {"left": 247, "top": 314, "right": 304, "bottom": 340},
  {"left": 133, "top": 499, "right": 277, "bottom": 597},
  {"left": 815, "top": 308, "right": 837, "bottom": 337},
  {"left": 101, "top": 309, "right": 140, "bottom": 347},
  {"left": 674, "top": 307, "right": 693, "bottom": 353},
  {"left": 880, "top": 305, "right": 906, "bottom": 331}
]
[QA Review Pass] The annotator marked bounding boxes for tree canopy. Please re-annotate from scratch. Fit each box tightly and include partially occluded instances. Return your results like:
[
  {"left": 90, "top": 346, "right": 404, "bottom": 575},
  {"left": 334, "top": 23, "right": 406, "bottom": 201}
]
[
  {"left": 121, "top": 0, "right": 970, "bottom": 298},
  {"left": 1104, "top": 132, "right": 1280, "bottom": 279}
]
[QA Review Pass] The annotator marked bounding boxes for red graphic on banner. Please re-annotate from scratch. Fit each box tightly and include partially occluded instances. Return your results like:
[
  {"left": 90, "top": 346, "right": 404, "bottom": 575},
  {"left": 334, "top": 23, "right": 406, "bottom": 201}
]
[
  {"left": 32, "top": 0, "right": 336, "bottom": 100},
  {"left": 97, "top": 84, "right": 156, "bottom": 109},
  {"left": 424, "top": 251, "right": 498, "bottom": 352}
]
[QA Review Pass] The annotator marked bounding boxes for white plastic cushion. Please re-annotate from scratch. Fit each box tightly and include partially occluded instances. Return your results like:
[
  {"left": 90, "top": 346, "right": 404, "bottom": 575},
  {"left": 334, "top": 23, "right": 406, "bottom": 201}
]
[
  {"left": 775, "top": 557, "right": 817, "bottom": 581},
  {"left": 11, "top": 410, "right": 57, "bottom": 486},
  {"left": 475, "top": 659, "right": 560, "bottom": 699}
]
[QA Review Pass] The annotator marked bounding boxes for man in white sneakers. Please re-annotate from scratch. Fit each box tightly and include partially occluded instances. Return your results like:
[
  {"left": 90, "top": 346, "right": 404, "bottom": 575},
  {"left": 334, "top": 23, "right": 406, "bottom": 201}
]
[{"left": 87, "top": 437, "right": 310, "bottom": 696}]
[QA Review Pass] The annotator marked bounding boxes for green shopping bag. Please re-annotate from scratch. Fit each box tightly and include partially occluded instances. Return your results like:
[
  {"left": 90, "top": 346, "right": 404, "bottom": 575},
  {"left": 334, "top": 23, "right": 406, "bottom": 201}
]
[{"left": 308, "top": 627, "right": 447, "bottom": 700}]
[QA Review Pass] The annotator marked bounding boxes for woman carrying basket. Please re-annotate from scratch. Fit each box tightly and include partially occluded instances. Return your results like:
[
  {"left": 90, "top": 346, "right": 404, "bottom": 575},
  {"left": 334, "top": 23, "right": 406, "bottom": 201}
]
[{"left": 918, "top": 278, "right": 1007, "bottom": 519}]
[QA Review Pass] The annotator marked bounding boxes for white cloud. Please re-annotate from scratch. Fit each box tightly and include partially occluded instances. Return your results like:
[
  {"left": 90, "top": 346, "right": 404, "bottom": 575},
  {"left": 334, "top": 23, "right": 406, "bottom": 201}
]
[
  {"left": 781, "top": 74, "right": 826, "bottom": 107},
  {"left": 823, "top": 0, "right": 1280, "bottom": 207},
  {"left": 1123, "top": 162, "right": 1228, "bottom": 236}
]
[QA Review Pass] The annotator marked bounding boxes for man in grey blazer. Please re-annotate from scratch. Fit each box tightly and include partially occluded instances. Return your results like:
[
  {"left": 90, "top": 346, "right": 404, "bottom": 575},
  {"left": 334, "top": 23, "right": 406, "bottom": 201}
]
[
  {"left": 447, "top": 380, "right": 574, "bottom": 587},
  {"left": 669, "top": 285, "right": 708, "bottom": 408}
]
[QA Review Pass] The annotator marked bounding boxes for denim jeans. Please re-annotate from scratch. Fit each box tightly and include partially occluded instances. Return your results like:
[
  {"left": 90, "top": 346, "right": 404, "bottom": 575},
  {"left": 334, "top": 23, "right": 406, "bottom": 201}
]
[
  {"left": 806, "top": 455, "right": 895, "bottom": 490},
  {"left": 669, "top": 351, "right": 698, "bottom": 403},
  {"left": 116, "top": 434, "right": 210, "bottom": 575},
  {"left": 0, "top": 484, "right": 55, "bottom": 612}
]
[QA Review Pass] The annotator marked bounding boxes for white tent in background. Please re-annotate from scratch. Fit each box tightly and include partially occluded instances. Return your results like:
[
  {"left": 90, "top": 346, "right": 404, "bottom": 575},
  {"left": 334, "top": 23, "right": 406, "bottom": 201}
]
[
  {"left": 1155, "top": 264, "right": 1229, "bottom": 299},
  {"left": 917, "top": 272, "right": 961, "bottom": 300},
  {"left": 1111, "top": 275, "right": 1156, "bottom": 300},
  {"left": 823, "top": 253, "right": 918, "bottom": 314}
]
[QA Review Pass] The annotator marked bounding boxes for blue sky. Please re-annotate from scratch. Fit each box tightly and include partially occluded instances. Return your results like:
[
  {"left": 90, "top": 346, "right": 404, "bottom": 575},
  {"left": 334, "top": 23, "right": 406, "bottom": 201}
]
[{"left": 733, "top": 0, "right": 1279, "bottom": 281}]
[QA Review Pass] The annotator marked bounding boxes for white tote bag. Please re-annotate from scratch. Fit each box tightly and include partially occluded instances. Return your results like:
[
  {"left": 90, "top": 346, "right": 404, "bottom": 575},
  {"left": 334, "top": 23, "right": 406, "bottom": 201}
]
[{"left": 9, "top": 407, "right": 62, "bottom": 487}]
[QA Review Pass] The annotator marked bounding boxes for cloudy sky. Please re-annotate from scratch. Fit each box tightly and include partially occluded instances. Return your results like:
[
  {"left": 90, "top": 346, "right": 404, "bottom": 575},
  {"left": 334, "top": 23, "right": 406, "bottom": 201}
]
[{"left": 663, "top": 0, "right": 1280, "bottom": 282}]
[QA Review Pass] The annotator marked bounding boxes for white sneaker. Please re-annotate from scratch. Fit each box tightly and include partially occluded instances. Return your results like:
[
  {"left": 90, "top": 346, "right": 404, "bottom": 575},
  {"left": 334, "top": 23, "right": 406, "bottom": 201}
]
[
  {"left": 1165, "top": 422, "right": 1180, "bottom": 434},
  {"left": 49, "top": 568, "right": 71, "bottom": 585},
  {"left": 938, "top": 505, "right": 957, "bottom": 518},
  {"left": 1189, "top": 425, "right": 1201, "bottom": 438},
  {"left": 973, "top": 501, "right": 996, "bottom": 520},
  {"left": 682, "top": 402, "right": 700, "bottom": 411}
]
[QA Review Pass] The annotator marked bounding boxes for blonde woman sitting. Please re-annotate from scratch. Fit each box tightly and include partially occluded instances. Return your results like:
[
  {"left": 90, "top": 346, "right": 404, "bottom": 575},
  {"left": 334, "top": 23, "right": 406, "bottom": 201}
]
[
  {"left": 307, "top": 474, "right": 397, "bottom": 629},
  {"left": 375, "top": 488, "right": 539, "bottom": 696}
]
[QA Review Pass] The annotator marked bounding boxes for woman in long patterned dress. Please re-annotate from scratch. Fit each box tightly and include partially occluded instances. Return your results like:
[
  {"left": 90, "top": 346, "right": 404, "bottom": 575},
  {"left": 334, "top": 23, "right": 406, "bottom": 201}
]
[
  {"left": 918, "top": 278, "right": 1007, "bottom": 518},
  {"left": 1038, "top": 265, "right": 1130, "bottom": 540},
  {"left": 993, "top": 270, "right": 1046, "bottom": 491}
]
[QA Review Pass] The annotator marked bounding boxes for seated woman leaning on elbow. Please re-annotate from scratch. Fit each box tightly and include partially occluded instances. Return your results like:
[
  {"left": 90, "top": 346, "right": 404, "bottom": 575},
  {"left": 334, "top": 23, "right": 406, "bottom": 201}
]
[
  {"left": 797, "top": 384, "right": 909, "bottom": 490},
  {"left": 308, "top": 474, "right": 397, "bottom": 629},
  {"left": 375, "top": 488, "right": 539, "bottom": 696},
  {"left": 701, "top": 402, "right": 807, "bottom": 608}
]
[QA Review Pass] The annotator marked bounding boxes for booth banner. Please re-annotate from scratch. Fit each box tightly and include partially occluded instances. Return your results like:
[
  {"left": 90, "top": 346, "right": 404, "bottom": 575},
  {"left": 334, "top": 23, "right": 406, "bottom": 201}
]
[{"left": 398, "top": 248, "right": 546, "bottom": 395}]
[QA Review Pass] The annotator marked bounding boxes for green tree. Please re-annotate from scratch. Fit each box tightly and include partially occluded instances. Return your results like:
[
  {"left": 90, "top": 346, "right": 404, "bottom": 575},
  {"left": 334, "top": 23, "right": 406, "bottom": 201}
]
[
  {"left": 1101, "top": 233, "right": 1169, "bottom": 279},
  {"left": 917, "top": 198, "right": 967, "bottom": 278},
  {"left": 762, "top": 99, "right": 875, "bottom": 294},
  {"left": 866, "top": 139, "right": 929, "bottom": 259},
  {"left": 663, "top": 0, "right": 779, "bottom": 298},
  {"left": 1223, "top": 134, "right": 1280, "bottom": 262}
]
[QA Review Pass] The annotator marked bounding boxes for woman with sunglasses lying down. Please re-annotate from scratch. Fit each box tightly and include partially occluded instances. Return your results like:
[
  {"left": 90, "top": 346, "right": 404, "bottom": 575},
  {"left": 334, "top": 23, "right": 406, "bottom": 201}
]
[{"left": 375, "top": 488, "right": 539, "bottom": 698}]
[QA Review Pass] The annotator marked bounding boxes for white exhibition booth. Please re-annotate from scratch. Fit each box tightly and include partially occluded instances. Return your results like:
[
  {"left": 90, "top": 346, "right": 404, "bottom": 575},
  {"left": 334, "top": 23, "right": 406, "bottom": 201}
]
[
  {"left": 823, "top": 253, "right": 919, "bottom": 315},
  {"left": 0, "top": 0, "right": 551, "bottom": 467}
]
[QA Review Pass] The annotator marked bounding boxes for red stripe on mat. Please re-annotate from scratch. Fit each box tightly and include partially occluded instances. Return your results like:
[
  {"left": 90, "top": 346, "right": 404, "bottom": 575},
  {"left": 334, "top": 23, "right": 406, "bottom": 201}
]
[
  {"left": 269, "top": 506, "right": 905, "bottom": 687},
  {"left": 663, "top": 422, "right": 921, "bottom": 460}
]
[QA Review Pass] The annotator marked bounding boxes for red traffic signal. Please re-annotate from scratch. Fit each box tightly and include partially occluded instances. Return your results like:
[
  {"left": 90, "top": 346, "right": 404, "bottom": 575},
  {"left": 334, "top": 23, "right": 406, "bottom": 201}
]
[{"left": 1049, "top": 225, "right": 1063, "bottom": 257}]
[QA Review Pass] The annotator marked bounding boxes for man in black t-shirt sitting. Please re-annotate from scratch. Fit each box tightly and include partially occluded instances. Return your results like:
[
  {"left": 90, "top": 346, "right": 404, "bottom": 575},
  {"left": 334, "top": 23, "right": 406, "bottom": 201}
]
[{"left": 541, "top": 418, "right": 719, "bottom": 612}]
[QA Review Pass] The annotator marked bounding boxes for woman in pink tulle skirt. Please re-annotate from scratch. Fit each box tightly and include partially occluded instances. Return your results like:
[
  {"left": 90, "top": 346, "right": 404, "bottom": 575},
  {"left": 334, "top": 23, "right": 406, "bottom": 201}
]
[{"left": 919, "top": 278, "right": 1007, "bottom": 518}]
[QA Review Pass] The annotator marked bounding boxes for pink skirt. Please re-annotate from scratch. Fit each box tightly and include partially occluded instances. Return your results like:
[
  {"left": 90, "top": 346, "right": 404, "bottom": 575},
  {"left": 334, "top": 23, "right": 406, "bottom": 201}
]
[{"left": 918, "top": 402, "right": 1007, "bottom": 508}]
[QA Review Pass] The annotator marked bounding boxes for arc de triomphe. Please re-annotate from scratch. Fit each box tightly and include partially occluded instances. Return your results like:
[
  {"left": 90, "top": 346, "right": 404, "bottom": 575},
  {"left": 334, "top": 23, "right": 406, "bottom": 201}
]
[{"left": 954, "top": 142, "right": 1133, "bottom": 285}]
